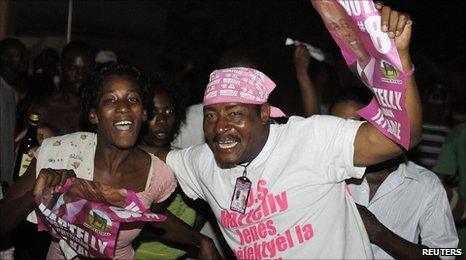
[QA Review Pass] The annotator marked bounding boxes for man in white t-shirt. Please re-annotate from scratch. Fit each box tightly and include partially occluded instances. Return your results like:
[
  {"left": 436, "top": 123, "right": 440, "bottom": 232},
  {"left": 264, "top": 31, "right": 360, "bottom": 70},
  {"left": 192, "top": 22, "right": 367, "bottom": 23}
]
[{"left": 157, "top": 4, "right": 421, "bottom": 259}]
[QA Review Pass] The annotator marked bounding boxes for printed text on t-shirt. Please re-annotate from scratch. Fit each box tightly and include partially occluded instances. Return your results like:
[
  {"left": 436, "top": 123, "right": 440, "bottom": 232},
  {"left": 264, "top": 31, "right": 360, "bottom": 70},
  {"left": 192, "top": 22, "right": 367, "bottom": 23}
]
[{"left": 220, "top": 179, "right": 314, "bottom": 259}]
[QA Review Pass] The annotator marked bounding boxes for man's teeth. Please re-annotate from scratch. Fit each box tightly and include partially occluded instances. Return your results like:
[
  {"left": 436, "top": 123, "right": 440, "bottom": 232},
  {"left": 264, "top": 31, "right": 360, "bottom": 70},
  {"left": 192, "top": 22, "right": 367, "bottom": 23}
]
[
  {"left": 114, "top": 121, "right": 132, "bottom": 131},
  {"left": 218, "top": 141, "right": 238, "bottom": 149}
]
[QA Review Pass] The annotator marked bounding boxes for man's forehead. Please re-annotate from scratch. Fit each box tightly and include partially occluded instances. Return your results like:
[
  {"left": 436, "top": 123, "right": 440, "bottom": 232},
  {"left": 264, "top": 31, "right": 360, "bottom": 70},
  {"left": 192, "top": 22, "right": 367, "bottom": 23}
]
[{"left": 204, "top": 102, "right": 253, "bottom": 111}]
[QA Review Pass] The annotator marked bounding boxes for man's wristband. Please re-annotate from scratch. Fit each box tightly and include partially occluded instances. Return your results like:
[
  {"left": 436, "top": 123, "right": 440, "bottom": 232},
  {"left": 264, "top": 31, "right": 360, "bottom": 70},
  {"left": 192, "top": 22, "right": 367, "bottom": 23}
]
[{"left": 402, "top": 64, "right": 415, "bottom": 79}]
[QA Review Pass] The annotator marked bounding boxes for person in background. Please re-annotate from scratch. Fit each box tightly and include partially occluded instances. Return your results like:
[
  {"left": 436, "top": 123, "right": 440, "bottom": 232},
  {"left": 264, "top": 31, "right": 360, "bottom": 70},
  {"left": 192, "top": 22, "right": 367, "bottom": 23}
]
[
  {"left": 292, "top": 44, "right": 362, "bottom": 116},
  {"left": 329, "top": 86, "right": 371, "bottom": 120},
  {"left": 433, "top": 123, "right": 466, "bottom": 254},
  {"left": 95, "top": 50, "right": 118, "bottom": 65},
  {"left": 135, "top": 75, "right": 203, "bottom": 259},
  {"left": 330, "top": 92, "right": 458, "bottom": 259},
  {"left": 33, "top": 47, "right": 60, "bottom": 88},
  {"left": 29, "top": 40, "right": 95, "bottom": 138},
  {"left": 410, "top": 83, "right": 452, "bottom": 169},
  {"left": 0, "top": 37, "right": 27, "bottom": 260},
  {"left": 0, "top": 38, "right": 26, "bottom": 184},
  {"left": 15, "top": 72, "right": 56, "bottom": 139},
  {"left": 293, "top": 44, "right": 321, "bottom": 116}
]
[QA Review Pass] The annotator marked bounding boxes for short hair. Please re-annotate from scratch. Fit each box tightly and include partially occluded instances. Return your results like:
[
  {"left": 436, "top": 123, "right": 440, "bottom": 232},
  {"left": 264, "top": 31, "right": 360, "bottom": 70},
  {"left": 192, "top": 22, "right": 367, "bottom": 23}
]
[
  {"left": 0, "top": 38, "right": 25, "bottom": 59},
  {"left": 217, "top": 48, "right": 260, "bottom": 70},
  {"left": 61, "top": 40, "right": 95, "bottom": 63},
  {"left": 80, "top": 62, "right": 153, "bottom": 130},
  {"left": 329, "top": 86, "right": 371, "bottom": 113}
]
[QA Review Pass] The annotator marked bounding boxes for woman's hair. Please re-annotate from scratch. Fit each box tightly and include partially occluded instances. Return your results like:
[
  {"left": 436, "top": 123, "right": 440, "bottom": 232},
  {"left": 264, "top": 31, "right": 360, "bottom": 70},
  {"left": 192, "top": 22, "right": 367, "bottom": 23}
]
[
  {"left": 80, "top": 62, "right": 153, "bottom": 131},
  {"left": 147, "top": 74, "right": 188, "bottom": 143}
]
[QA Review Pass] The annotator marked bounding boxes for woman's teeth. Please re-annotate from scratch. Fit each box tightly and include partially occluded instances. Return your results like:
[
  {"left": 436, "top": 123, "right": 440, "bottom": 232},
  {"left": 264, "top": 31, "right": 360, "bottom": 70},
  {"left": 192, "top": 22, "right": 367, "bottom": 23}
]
[{"left": 114, "top": 121, "right": 132, "bottom": 131}]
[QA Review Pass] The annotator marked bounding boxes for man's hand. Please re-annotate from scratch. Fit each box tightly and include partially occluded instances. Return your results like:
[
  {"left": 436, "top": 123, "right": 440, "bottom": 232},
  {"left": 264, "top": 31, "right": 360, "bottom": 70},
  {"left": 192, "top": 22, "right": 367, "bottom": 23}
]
[
  {"left": 356, "top": 204, "right": 384, "bottom": 243},
  {"left": 354, "top": 3, "right": 421, "bottom": 166},
  {"left": 356, "top": 204, "right": 440, "bottom": 259},
  {"left": 375, "top": 1, "right": 412, "bottom": 60}
]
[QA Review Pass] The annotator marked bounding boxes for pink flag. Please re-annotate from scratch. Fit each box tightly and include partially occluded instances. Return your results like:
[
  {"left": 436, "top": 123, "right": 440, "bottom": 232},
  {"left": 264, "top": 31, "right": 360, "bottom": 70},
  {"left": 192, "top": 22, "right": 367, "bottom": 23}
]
[
  {"left": 35, "top": 178, "right": 166, "bottom": 258},
  {"left": 311, "top": 0, "right": 412, "bottom": 148}
]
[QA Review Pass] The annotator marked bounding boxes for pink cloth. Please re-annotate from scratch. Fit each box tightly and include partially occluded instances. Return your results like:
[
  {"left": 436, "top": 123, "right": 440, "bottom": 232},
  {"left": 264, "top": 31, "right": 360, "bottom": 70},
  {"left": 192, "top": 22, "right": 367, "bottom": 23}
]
[
  {"left": 46, "top": 154, "right": 177, "bottom": 259},
  {"left": 203, "top": 67, "right": 286, "bottom": 118}
]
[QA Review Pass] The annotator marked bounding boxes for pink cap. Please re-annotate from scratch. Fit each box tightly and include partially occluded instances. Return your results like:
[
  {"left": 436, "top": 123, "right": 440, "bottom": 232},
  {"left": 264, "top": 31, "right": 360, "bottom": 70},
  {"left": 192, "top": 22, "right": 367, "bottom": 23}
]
[{"left": 203, "top": 67, "right": 286, "bottom": 118}]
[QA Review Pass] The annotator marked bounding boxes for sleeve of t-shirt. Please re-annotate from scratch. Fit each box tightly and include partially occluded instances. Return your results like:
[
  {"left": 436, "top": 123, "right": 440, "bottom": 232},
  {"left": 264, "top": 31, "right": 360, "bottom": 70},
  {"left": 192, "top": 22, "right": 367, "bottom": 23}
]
[
  {"left": 166, "top": 145, "right": 206, "bottom": 201},
  {"left": 307, "top": 115, "right": 366, "bottom": 181},
  {"left": 418, "top": 175, "right": 459, "bottom": 253},
  {"left": 148, "top": 156, "right": 178, "bottom": 203}
]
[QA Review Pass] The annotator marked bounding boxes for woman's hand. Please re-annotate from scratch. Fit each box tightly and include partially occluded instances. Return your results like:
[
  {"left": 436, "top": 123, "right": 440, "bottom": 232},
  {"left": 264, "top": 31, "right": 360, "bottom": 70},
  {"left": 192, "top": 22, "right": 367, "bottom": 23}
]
[
  {"left": 198, "top": 236, "right": 222, "bottom": 260},
  {"left": 32, "top": 168, "right": 76, "bottom": 198}
]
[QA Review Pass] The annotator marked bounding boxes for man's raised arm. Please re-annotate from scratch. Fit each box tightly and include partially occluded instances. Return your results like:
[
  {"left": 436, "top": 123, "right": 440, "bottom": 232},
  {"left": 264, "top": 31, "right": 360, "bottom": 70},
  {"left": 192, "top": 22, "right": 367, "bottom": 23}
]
[{"left": 354, "top": 2, "right": 422, "bottom": 167}]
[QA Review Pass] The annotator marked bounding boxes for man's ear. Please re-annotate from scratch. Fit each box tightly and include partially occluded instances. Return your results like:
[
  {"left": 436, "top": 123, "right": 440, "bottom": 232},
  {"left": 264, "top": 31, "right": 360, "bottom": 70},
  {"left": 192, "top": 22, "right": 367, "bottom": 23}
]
[
  {"left": 260, "top": 103, "right": 271, "bottom": 124},
  {"left": 142, "top": 109, "right": 148, "bottom": 122},
  {"left": 89, "top": 108, "right": 99, "bottom": 124}
]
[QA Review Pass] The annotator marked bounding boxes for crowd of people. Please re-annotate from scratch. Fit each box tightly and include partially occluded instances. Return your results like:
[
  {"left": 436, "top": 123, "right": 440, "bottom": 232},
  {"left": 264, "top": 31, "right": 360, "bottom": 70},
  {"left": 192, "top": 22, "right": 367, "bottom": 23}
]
[{"left": 0, "top": 1, "right": 464, "bottom": 259}]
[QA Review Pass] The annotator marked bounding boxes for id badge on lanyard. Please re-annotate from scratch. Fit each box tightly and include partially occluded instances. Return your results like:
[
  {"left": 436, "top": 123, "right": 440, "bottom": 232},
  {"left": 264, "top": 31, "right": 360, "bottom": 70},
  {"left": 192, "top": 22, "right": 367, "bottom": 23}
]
[
  {"left": 230, "top": 162, "right": 252, "bottom": 214},
  {"left": 230, "top": 176, "right": 251, "bottom": 214}
]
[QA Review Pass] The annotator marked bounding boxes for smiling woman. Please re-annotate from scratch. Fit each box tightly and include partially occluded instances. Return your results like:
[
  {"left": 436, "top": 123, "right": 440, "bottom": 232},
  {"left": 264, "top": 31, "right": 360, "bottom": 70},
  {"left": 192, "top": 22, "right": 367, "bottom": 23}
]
[
  {"left": 81, "top": 62, "right": 153, "bottom": 136},
  {"left": 0, "top": 62, "right": 220, "bottom": 259}
]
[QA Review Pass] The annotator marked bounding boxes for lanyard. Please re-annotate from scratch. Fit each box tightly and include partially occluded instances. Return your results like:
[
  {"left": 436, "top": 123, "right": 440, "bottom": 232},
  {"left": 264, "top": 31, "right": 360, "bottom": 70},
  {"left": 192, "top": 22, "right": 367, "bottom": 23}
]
[{"left": 238, "top": 161, "right": 252, "bottom": 178}]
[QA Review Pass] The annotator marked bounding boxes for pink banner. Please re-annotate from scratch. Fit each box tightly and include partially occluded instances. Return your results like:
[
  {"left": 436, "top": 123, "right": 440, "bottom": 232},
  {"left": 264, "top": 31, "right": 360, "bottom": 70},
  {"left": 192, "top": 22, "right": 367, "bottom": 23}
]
[
  {"left": 35, "top": 178, "right": 166, "bottom": 258},
  {"left": 311, "top": 0, "right": 411, "bottom": 148}
]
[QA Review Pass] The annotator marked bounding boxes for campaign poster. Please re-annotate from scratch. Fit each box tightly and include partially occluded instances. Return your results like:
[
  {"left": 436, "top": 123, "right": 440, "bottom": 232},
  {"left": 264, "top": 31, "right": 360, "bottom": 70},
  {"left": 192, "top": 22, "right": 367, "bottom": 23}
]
[
  {"left": 311, "top": 0, "right": 412, "bottom": 148},
  {"left": 35, "top": 178, "right": 166, "bottom": 258}
]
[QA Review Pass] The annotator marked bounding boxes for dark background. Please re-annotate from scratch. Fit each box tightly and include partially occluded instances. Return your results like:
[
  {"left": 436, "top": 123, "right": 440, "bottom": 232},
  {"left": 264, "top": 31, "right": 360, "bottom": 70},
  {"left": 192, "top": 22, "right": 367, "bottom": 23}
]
[{"left": 6, "top": 0, "right": 466, "bottom": 116}]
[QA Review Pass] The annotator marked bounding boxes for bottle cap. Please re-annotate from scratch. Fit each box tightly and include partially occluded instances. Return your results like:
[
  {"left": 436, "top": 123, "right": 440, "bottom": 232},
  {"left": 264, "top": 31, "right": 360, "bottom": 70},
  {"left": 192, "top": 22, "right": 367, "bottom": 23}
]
[{"left": 29, "top": 113, "right": 40, "bottom": 122}]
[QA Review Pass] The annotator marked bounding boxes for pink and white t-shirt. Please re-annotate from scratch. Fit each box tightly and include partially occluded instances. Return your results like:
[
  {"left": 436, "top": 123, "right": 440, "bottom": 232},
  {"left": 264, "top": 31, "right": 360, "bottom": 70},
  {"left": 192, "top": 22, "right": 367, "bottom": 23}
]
[{"left": 167, "top": 115, "right": 373, "bottom": 259}]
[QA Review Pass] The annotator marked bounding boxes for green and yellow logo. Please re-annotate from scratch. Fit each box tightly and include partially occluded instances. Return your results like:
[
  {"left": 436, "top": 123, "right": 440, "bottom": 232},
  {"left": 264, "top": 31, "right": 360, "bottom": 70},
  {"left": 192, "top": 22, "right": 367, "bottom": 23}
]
[
  {"left": 380, "top": 60, "right": 398, "bottom": 79},
  {"left": 88, "top": 209, "right": 112, "bottom": 232}
]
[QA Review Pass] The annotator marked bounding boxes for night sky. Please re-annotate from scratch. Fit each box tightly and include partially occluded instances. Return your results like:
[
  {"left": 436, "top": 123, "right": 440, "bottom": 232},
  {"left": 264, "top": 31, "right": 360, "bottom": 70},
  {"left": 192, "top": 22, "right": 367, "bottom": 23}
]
[{"left": 9, "top": 0, "right": 466, "bottom": 114}]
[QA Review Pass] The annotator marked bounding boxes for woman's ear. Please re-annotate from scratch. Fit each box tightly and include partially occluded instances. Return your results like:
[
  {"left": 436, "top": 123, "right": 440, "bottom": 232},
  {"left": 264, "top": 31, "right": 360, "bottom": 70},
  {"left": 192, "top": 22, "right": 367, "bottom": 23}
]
[{"left": 89, "top": 108, "right": 99, "bottom": 124}]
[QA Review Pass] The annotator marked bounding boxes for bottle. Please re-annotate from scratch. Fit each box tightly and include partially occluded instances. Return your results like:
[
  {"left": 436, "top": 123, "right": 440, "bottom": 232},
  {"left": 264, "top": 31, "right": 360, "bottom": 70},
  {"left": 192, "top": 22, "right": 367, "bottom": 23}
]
[{"left": 12, "top": 113, "right": 40, "bottom": 181}]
